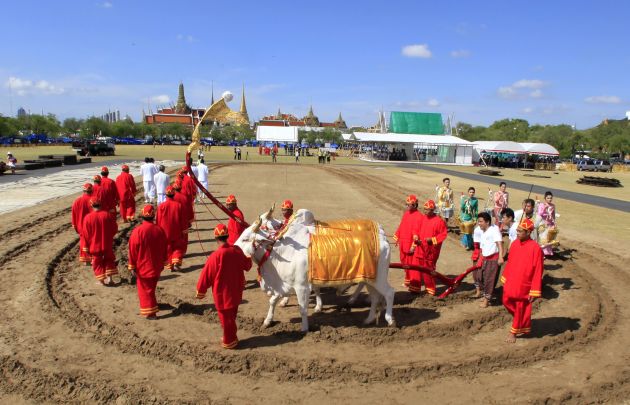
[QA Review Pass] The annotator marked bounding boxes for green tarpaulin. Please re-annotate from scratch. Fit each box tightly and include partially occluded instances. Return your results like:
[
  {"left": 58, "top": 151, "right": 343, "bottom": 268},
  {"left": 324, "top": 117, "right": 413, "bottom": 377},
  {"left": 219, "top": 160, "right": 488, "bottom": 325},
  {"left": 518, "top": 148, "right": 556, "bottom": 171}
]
[{"left": 390, "top": 112, "right": 444, "bottom": 135}]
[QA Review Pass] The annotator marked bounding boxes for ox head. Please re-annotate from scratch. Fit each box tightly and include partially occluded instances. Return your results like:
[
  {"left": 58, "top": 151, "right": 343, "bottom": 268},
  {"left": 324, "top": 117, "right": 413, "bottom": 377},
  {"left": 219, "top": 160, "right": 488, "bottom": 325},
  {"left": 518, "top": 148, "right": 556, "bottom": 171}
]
[{"left": 234, "top": 205, "right": 276, "bottom": 259}]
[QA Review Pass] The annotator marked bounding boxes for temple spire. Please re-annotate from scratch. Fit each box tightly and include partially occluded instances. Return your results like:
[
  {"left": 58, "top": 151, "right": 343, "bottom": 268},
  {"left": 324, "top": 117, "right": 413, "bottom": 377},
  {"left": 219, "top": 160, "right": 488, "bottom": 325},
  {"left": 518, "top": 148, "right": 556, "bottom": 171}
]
[
  {"left": 239, "top": 83, "right": 249, "bottom": 122},
  {"left": 175, "top": 81, "right": 190, "bottom": 114},
  {"left": 211, "top": 81, "right": 215, "bottom": 105}
]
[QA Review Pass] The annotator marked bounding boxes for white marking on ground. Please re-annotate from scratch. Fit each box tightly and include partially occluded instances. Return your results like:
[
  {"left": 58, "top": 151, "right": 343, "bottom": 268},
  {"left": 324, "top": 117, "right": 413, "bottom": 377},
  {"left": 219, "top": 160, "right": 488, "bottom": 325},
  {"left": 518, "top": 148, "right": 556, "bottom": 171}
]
[{"left": 0, "top": 160, "right": 181, "bottom": 215}]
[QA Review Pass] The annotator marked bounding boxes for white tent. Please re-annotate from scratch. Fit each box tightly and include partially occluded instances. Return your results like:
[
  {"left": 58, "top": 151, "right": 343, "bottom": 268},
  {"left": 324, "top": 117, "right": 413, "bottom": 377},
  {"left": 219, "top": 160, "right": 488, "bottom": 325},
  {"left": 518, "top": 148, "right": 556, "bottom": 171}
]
[
  {"left": 473, "top": 141, "right": 527, "bottom": 154},
  {"left": 519, "top": 143, "right": 560, "bottom": 156},
  {"left": 348, "top": 132, "right": 474, "bottom": 165},
  {"left": 256, "top": 126, "right": 298, "bottom": 142}
]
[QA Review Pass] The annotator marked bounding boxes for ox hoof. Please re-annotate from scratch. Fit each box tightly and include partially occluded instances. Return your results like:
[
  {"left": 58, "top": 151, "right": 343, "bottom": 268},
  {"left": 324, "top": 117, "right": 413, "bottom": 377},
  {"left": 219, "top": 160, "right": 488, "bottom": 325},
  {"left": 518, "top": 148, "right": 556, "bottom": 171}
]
[
  {"left": 387, "top": 319, "right": 397, "bottom": 328},
  {"left": 363, "top": 317, "right": 376, "bottom": 326},
  {"left": 300, "top": 326, "right": 309, "bottom": 333},
  {"left": 262, "top": 320, "right": 272, "bottom": 328},
  {"left": 313, "top": 306, "right": 322, "bottom": 313},
  {"left": 279, "top": 297, "right": 289, "bottom": 307}
]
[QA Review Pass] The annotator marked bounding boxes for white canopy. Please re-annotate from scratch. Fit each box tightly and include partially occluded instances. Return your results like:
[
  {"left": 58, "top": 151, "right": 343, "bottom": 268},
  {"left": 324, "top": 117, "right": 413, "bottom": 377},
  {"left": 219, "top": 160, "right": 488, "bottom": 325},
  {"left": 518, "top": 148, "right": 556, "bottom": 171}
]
[
  {"left": 256, "top": 126, "right": 298, "bottom": 142},
  {"left": 473, "top": 141, "right": 526, "bottom": 154},
  {"left": 349, "top": 132, "right": 473, "bottom": 145},
  {"left": 520, "top": 143, "right": 560, "bottom": 156}
]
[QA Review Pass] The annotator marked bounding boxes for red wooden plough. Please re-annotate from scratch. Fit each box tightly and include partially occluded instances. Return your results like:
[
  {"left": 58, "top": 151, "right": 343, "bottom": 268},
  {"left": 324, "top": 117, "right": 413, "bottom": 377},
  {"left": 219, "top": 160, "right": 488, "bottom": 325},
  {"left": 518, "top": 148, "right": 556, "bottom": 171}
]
[{"left": 389, "top": 262, "right": 480, "bottom": 298}]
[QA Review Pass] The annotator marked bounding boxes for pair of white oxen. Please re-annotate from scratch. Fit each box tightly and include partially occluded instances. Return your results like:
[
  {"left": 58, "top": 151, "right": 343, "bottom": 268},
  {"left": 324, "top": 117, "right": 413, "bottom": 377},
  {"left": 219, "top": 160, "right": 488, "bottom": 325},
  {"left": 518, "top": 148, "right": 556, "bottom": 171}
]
[{"left": 234, "top": 209, "right": 396, "bottom": 332}]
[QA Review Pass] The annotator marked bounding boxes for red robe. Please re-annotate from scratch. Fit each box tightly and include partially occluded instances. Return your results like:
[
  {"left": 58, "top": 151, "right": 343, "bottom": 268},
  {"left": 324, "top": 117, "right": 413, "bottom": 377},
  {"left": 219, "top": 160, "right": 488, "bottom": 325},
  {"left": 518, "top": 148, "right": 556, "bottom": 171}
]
[
  {"left": 393, "top": 209, "right": 424, "bottom": 287},
  {"left": 99, "top": 176, "right": 119, "bottom": 219},
  {"left": 181, "top": 175, "right": 197, "bottom": 219},
  {"left": 128, "top": 221, "right": 168, "bottom": 317},
  {"left": 196, "top": 243, "right": 252, "bottom": 348},
  {"left": 227, "top": 208, "right": 246, "bottom": 245},
  {"left": 82, "top": 210, "right": 118, "bottom": 280},
  {"left": 71, "top": 193, "right": 93, "bottom": 264},
  {"left": 156, "top": 198, "right": 186, "bottom": 269},
  {"left": 411, "top": 214, "right": 448, "bottom": 295},
  {"left": 92, "top": 183, "right": 102, "bottom": 202},
  {"left": 501, "top": 238, "right": 544, "bottom": 335},
  {"left": 115, "top": 172, "right": 137, "bottom": 221},
  {"left": 174, "top": 191, "right": 192, "bottom": 257}
]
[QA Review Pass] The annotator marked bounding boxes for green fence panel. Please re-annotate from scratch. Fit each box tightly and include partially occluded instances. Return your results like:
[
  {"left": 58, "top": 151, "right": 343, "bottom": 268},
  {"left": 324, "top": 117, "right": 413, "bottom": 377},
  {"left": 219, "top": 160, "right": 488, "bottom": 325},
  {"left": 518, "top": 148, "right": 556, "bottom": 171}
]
[{"left": 390, "top": 112, "right": 444, "bottom": 135}]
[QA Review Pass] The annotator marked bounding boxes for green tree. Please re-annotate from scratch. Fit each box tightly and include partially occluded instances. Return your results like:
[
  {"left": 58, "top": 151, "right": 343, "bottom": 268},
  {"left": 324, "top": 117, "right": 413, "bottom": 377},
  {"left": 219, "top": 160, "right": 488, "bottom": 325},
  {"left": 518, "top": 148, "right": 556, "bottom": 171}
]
[
  {"left": 0, "top": 115, "right": 19, "bottom": 137},
  {"left": 63, "top": 117, "right": 83, "bottom": 135},
  {"left": 82, "top": 117, "right": 110, "bottom": 138},
  {"left": 111, "top": 119, "right": 138, "bottom": 138}
]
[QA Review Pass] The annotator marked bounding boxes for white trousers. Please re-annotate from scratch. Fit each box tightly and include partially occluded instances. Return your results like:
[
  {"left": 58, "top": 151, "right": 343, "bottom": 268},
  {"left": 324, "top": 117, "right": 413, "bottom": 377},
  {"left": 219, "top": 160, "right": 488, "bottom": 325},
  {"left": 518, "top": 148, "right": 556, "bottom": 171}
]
[
  {"left": 157, "top": 193, "right": 166, "bottom": 205},
  {"left": 197, "top": 181, "right": 208, "bottom": 198},
  {"left": 143, "top": 181, "right": 156, "bottom": 200}
]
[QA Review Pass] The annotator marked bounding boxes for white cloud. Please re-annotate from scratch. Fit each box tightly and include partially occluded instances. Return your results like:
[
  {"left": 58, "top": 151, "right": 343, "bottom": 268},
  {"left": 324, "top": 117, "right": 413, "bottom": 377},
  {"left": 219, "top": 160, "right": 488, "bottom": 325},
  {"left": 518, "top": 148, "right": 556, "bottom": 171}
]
[
  {"left": 497, "top": 79, "right": 548, "bottom": 99},
  {"left": 401, "top": 44, "right": 432, "bottom": 58},
  {"left": 450, "top": 49, "right": 471, "bottom": 58},
  {"left": 148, "top": 94, "right": 170, "bottom": 104},
  {"left": 522, "top": 107, "right": 534, "bottom": 114},
  {"left": 584, "top": 95, "right": 622, "bottom": 104},
  {"left": 5, "top": 76, "right": 65, "bottom": 95},
  {"left": 427, "top": 98, "right": 440, "bottom": 107},
  {"left": 99, "top": 1, "right": 113, "bottom": 8},
  {"left": 512, "top": 79, "right": 546, "bottom": 89},
  {"left": 497, "top": 86, "right": 516, "bottom": 98},
  {"left": 176, "top": 34, "right": 195, "bottom": 42}
]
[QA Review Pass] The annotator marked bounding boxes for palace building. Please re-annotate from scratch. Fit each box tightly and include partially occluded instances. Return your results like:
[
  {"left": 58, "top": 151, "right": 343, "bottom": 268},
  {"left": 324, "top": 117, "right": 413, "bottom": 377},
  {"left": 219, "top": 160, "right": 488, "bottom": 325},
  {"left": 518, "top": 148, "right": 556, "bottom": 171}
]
[
  {"left": 144, "top": 82, "right": 249, "bottom": 127},
  {"left": 256, "top": 106, "right": 347, "bottom": 129}
]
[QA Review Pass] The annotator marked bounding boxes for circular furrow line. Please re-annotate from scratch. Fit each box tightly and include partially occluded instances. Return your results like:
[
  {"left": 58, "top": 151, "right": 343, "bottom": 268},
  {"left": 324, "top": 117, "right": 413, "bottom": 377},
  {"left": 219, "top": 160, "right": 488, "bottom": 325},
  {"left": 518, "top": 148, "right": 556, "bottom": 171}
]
[
  {"left": 46, "top": 234, "right": 614, "bottom": 386},
  {"left": 0, "top": 222, "right": 73, "bottom": 268},
  {"left": 0, "top": 355, "right": 185, "bottom": 405},
  {"left": 0, "top": 206, "right": 72, "bottom": 243}
]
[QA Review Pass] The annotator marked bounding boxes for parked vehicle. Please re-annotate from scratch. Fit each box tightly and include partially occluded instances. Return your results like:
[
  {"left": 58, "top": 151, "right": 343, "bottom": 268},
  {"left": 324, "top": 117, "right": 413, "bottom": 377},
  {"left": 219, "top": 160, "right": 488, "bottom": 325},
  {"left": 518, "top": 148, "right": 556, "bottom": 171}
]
[
  {"left": 72, "top": 140, "right": 116, "bottom": 156},
  {"left": 577, "top": 159, "right": 611, "bottom": 172}
]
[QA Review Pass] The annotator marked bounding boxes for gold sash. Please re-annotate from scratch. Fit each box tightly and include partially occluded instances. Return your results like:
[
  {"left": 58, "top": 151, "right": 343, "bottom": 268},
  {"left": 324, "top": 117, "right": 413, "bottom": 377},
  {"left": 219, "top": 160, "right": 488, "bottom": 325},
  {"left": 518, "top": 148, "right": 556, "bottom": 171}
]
[{"left": 308, "top": 219, "right": 379, "bottom": 285}]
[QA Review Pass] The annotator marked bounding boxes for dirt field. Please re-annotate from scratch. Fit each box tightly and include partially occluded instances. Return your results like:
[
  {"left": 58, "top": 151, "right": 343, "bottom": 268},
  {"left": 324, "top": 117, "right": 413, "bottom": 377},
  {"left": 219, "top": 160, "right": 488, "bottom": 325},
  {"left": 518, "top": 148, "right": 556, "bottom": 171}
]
[{"left": 1, "top": 162, "right": 629, "bottom": 404}]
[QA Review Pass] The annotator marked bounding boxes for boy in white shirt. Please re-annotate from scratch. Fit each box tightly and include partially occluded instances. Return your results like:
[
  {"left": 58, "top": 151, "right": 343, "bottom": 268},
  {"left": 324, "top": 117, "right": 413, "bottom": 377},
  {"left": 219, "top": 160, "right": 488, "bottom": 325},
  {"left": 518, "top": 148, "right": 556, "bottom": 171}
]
[
  {"left": 472, "top": 212, "right": 504, "bottom": 307},
  {"left": 140, "top": 157, "right": 159, "bottom": 203},
  {"left": 196, "top": 159, "right": 209, "bottom": 201}
]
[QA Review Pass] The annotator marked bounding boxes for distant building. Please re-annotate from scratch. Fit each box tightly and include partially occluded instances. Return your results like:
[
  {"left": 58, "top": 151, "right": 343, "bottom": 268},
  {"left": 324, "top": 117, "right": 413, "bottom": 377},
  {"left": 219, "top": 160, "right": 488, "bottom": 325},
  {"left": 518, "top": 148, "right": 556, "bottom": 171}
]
[
  {"left": 256, "top": 106, "right": 347, "bottom": 129},
  {"left": 144, "top": 82, "right": 249, "bottom": 127},
  {"left": 17, "top": 107, "right": 26, "bottom": 118},
  {"left": 101, "top": 110, "right": 121, "bottom": 123}
]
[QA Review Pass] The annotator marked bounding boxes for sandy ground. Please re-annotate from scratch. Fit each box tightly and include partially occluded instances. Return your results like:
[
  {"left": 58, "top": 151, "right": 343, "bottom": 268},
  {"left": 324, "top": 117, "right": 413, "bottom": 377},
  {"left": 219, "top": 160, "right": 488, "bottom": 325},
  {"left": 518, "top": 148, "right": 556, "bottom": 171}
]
[{"left": 0, "top": 162, "right": 629, "bottom": 404}]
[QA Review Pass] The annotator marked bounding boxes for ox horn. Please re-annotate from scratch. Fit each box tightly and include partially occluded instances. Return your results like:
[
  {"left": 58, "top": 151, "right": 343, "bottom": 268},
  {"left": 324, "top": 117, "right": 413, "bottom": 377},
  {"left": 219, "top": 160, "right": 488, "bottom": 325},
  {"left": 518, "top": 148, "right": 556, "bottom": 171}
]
[
  {"left": 266, "top": 203, "right": 276, "bottom": 219},
  {"left": 252, "top": 217, "right": 262, "bottom": 233}
]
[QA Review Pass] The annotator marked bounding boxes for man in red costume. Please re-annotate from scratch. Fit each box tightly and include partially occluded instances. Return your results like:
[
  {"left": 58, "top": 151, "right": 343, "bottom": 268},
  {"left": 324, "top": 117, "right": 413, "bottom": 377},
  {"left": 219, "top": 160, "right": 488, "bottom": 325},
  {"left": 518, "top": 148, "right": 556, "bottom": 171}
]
[
  {"left": 501, "top": 218, "right": 544, "bottom": 343},
  {"left": 82, "top": 197, "right": 118, "bottom": 285},
  {"left": 115, "top": 164, "right": 137, "bottom": 223},
  {"left": 71, "top": 183, "right": 94, "bottom": 266},
  {"left": 196, "top": 223, "right": 252, "bottom": 349},
  {"left": 226, "top": 194, "right": 246, "bottom": 245},
  {"left": 410, "top": 200, "right": 447, "bottom": 296},
  {"left": 393, "top": 195, "right": 424, "bottom": 290},
  {"left": 156, "top": 186, "right": 187, "bottom": 272},
  {"left": 128, "top": 204, "right": 168, "bottom": 319},
  {"left": 279, "top": 199, "right": 294, "bottom": 227},
  {"left": 178, "top": 167, "right": 197, "bottom": 207},
  {"left": 92, "top": 175, "right": 102, "bottom": 201},
  {"left": 98, "top": 166, "right": 119, "bottom": 221},
  {"left": 173, "top": 180, "right": 192, "bottom": 259}
]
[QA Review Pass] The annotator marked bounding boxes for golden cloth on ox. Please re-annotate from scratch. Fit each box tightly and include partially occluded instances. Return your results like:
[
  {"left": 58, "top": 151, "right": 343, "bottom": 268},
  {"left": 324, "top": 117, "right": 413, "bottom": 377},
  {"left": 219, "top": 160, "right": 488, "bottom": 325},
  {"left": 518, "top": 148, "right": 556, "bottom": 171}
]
[{"left": 308, "top": 219, "right": 380, "bottom": 285}]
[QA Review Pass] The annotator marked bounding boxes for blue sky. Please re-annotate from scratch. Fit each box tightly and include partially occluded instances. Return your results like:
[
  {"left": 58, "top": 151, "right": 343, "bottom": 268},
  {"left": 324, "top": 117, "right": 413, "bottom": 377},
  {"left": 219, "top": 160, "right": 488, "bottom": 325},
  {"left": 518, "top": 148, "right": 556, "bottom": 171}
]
[{"left": 1, "top": 0, "right": 628, "bottom": 129}]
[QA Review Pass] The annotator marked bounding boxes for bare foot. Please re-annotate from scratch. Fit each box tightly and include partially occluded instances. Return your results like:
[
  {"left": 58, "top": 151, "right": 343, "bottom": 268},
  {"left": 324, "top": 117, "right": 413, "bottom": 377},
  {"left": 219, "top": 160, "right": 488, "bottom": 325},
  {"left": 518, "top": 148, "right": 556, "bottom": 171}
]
[
  {"left": 479, "top": 298, "right": 489, "bottom": 308},
  {"left": 505, "top": 333, "right": 516, "bottom": 343},
  {"left": 472, "top": 288, "right": 481, "bottom": 298}
]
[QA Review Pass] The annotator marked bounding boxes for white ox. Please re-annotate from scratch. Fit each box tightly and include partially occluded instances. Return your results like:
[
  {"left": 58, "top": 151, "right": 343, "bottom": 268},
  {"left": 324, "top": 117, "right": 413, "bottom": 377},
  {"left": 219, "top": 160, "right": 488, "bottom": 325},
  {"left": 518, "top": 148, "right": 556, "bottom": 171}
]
[{"left": 234, "top": 208, "right": 395, "bottom": 332}]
